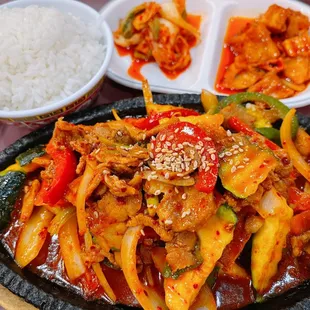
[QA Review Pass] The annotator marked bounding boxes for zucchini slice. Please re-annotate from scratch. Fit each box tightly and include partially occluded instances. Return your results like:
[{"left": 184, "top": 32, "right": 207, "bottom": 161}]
[
  {"left": 16, "top": 145, "right": 45, "bottom": 166},
  {"left": 219, "top": 139, "right": 278, "bottom": 198},
  {"left": 0, "top": 171, "right": 26, "bottom": 229}
]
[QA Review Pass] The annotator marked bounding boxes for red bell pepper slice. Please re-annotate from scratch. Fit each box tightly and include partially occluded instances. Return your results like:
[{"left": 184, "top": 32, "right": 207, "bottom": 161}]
[
  {"left": 125, "top": 108, "right": 200, "bottom": 130},
  {"left": 151, "top": 122, "right": 218, "bottom": 193},
  {"left": 227, "top": 116, "right": 280, "bottom": 151},
  {"left": 288, "top": 187, "right": 310, "bottom": 213},
  {"left": 291, "top": 210, "right": 310, "bottom": 236},
  {"left": 38, "top": 143, "right": 77, "bottom": 205}
]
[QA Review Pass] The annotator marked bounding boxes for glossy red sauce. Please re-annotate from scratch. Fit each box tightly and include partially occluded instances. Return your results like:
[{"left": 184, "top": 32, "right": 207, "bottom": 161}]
[
  {"left": 2, "top": 200, "right": 310, "bottom": 309},
  {"left": 215, "top": 17, "right": 254, "bottom": 95},
  {"left": 115, "top": 14, "right": 201, "bottom": 81}
]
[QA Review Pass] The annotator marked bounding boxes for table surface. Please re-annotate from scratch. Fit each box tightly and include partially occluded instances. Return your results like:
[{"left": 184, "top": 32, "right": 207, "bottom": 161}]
[{"left": 1, "top": 0, "right": 310, "bottom": 309}]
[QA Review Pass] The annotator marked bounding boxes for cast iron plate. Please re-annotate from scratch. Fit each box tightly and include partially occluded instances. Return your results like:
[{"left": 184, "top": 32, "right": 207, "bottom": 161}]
[{"left": 1, "top": 94, "right": 310, "bottom": 310}]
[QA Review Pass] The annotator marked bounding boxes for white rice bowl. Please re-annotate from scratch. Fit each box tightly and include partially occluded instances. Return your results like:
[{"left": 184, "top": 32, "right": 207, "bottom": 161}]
[{"left": 0, "top": 4, "right": 107, "bottom": 111}]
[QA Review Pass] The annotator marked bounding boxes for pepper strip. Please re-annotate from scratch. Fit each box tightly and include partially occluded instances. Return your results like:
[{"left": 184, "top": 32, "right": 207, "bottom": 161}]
[
  {"left": 227, "top": 117, "right": 280, "bottom": 151},
  {"left": 218, "top": 92, "right": 299, "bottom": 137},
  {"left": 124, "top": 108, "right": 200, "bottom": 130},
  {"left": 280, "top": 108, "right": 310, "bottom": 182}
]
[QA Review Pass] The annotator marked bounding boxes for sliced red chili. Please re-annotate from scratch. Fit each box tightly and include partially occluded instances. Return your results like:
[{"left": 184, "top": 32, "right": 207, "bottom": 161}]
[
  {"left": 291, "top": 210, "right": 310, "bottom": 236},
  {"left": 151, "top": 122, "right": 218, "bottom": 193},
  {"left": 227, "top": 116, "right": 280, "bottom": 151},
  {"left": 288, "top": 187, "right": 310, "bottom": 213},
  {"left": 38, "top": 144, "right": 77, "bottom": 205},
  {"left": 125, "top": 108, "right": 200, "bottom": 130}
]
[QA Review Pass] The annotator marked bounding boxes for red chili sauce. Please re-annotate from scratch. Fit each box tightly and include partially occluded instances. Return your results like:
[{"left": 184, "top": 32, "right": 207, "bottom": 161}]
[
  {"left": 2, "top": 200, "right": 310, "bottom": 309},
  {"left": 115, "top": 14, "right": 201, "bottom": 81},
  {"left": 215, "top": 17, "right": 253, "bottom": 95}
]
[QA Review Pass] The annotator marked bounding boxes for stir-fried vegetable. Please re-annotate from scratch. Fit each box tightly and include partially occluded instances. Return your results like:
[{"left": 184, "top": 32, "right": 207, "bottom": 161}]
[
  {"left": 218, "top": 92, "right": 299, "bottom": 137},
  {"left": 15, "top": 206, "right": 54, "bottom": 268},
  {"left": 280, "top": 109, "right": 310, "bottom": 182},
  {"left": 219, "top": 138, "right": 277, "bottom": 198},
  {"left": 251, "top": 189, "right": 293, "bottom": 293},
  {"left": 37, "top": 144, "right": 77, "bottom": 206},
  {"left": 151, "top": 122, "right": 219, "bottom": 193},
  {"left": 164, "top": 205, "right": 237, "bottom": 310},
  {"left": 3, "top": 83, "right": 310, "bottom": 310},
  {"left": 0, "top": 171, "right": 26, "bottom": 230},
  {"left": 59, "top": 216, "right": 86, "bottom": 281},
  {"left": 121, "top": 226, "right": 168, "bottom": 310}
]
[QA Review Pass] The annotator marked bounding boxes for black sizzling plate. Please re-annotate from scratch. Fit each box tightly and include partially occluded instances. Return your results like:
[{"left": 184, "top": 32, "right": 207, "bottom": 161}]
[{"left": 1, "top": 94, "right": 310, "bottom": 310}]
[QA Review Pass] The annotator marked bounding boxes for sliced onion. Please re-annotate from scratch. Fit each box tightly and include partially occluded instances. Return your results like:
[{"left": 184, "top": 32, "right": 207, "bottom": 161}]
[
  {"left": 59, "top": 215, "right": 86, "bottom": 281},
  {"left": 121, "top": 226, "right": 168, "bottom": 310},
  {"left": 93, "top": 263, "right": 116, "bottom": 302},
  {"left": 76, "top": 162, "right": 94, "bottom": 235},
  {"left": 15, "top": 206, "right": 54, "bottom": 268}
]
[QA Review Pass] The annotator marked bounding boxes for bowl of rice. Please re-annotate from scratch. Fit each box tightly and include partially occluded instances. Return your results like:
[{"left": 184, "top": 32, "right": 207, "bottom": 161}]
[{"left": 0, "top": 0, "right": 113, "bottom": 128}]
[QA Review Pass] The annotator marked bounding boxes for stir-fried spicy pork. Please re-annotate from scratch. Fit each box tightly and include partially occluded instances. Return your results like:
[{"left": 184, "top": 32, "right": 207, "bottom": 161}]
[{"left": 1, "top": 83, "right": 310, "bottom": 309}]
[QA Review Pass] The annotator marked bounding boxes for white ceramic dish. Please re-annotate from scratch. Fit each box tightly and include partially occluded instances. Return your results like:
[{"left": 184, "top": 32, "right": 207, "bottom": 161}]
[
  {"left": 100, "top": 0, "right": 310, "bottom": 108},
  {"left": 0, "top": 0, "right": 113, "bottom": 128}
]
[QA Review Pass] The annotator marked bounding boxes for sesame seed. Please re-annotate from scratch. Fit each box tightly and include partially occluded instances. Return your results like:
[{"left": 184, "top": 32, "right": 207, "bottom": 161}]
[
  {"left": 201, "top": 155, "right": 206, "bottom": 162},
  {"left": 195, "top": 145, "right": 202, "bottom": 150},
  {"left": 160, "top": 134, "right": 166, "bottom": 141},
  {"left": 182, "top": 193, "right": 187, "bottom": 200},
  {"left": 94, "top": 211, "right": 99, "bottom": 219},
  {"left": 181, "top": 210, "right": 191, "bottom": 218},
  {"left": 243, "top": 157, "right": 250, "bottom": 162},
  {"left": 168, "top": 136, "right": 174, "bottom": 141},
  {"left": 177, "top": 173, "right": 184, "bottom": 177},
  {"left": 205, "top": 166, "right": 210, "bottom": 172},
  {"left": 140, "top": 229, "right": 145, "bottom": 236},
  {"left": 154, "top": 190, "right": 161, "bottom": 196},
  {"left": 149, "top": 152, "right": 154, "bottom": 159},
  {"left": 178, "top": 144, "right": 183, "bottom": 149},
  {"left": 183, "top": 175, "right": 191, "bottom": 179},
  {"left": 151, "top": 143, "right": 155, "bottom": 150},
  {"left": 142, "top": 133, "right": 146, "bottom": 140},
  {"left": 237, "top": 165, "right": 245, "bottom": 169},
  {"left": 208, "top": 163, "right": 215, "bottom": 166},
  {"left": 194, "top": 160, "right": 198, "bottom": 169},
  {"left": 205, "top": 137, "right": 212, "bottom": 141},
  {"left": 219, "top": 153, "right": 225, "bottom": 158},
  {"left": 174, "top": 128, "right": 180, "bottom": 133},
  {"left": 164, "top": 172, "right": 170, "bottom": 179},
  {"left": 229, "top": 159, "right": 233, "bottom": 165},
  {"left": 233, "top": 150, "right": 239, "bottom": 155},
  {"left": 225, "top": 152, "right": 232, "bottom": 156},
  {"left": 239, "top": 148, "right": 244, "bottom": 153},
  {"left": 155, "top": 148, "right": 161, "bottom": 152},
  {"left": 232, "top": 145, "right": 239, "bottom": 149},
  {"left": 175, "top": 187, "right": 179, "bottom": 193},
  {"left": 226, "top": 130, "right": 232, "bottom": 137},
  {"left": 239, "top": 142, "right": 244, "bottom": 146},
  {"left": 211, "top": 154, "right": 216, "bottom": 161},
  {"left": 231, "top": 166, "right": 237, "bottom": 173},
  {"left": 165, "top": 219, "right": 173, "bottom": 225}
]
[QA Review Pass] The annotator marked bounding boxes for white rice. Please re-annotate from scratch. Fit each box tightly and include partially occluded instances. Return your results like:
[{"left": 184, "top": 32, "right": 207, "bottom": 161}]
[{"left": 0, "top": 5, "right": 106, "bottom": 111}]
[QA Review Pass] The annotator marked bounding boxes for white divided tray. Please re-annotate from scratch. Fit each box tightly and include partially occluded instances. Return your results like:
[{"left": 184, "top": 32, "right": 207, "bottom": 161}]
[{"left": 100, "top": 0, "right": 310, "bottom": 108}]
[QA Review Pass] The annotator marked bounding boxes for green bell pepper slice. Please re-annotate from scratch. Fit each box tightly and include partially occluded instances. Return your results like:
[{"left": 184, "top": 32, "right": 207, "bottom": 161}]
[{"left": 217, "top": 92, "right": 299, "bottom": 137}]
